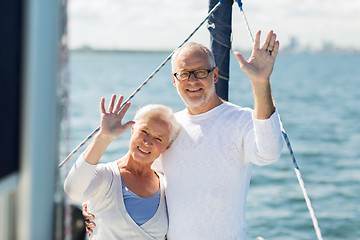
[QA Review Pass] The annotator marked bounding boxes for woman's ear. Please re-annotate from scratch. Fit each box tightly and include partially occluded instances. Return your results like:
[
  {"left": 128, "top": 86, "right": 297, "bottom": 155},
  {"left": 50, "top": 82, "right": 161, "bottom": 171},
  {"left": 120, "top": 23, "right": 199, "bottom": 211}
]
[{"left": 159, "top": 146, "right": 170, "bottom": 155}]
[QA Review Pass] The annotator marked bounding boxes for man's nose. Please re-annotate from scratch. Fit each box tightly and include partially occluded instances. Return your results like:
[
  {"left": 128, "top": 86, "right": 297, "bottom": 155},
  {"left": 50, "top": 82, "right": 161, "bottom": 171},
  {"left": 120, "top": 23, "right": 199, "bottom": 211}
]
[{"left": 188, "top": 72, "right": 198, "bottom": 82}]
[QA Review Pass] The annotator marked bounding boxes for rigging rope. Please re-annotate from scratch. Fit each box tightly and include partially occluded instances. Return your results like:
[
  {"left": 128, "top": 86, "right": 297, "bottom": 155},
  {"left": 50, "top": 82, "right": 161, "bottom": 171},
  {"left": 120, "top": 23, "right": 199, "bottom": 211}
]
[
  {"left": 58, "top": 0, "right": 225, "bottom": 168},
  {"left": 237, "top": 0, "right": 254, "bottom": 43},
  {"left": 235, "top": 1, "right": 324, "bottom": 239}
]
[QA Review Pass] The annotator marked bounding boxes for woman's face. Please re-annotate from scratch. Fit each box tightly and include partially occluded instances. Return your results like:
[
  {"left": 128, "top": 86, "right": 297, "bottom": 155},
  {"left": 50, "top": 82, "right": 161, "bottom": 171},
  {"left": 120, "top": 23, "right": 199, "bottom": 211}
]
[{"left": 129, "top": 115, "right": 171, "bottom": 164}]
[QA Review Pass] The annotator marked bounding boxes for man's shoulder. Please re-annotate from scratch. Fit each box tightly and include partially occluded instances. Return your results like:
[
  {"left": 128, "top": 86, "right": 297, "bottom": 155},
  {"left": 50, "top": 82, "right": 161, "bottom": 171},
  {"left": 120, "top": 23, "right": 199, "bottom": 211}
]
[
  {"left": 174, "top": 108, "right": 187, "bottom": 115},
  {"left": 221, "top": 102, "right": 253, "bottom": 117},
  {"left": 174, "top": 108, "right": 188, "bottom": 122}
]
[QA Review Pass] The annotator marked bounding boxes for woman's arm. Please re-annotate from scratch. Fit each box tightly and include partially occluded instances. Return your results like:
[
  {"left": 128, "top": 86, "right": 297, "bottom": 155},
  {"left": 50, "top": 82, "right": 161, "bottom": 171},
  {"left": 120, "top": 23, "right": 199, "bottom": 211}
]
[
  {"left": 64, "top": 94, "right": 134, "bottom": 201},
  {"left": 84, "top": 94, "right": 134, "bottom": 165}
]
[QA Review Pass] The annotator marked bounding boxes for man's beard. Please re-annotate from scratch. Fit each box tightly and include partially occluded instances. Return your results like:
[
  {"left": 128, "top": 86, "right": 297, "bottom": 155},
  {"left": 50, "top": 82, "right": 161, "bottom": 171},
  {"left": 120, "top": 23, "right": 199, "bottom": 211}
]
[{"left": 176, "top": 82, "right": 215, "bottom": 110}]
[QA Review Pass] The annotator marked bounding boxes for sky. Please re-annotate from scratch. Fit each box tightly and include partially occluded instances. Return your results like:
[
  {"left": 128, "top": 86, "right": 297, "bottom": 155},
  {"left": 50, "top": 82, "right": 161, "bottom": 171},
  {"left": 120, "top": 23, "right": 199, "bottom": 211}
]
[{"left": 68, "top": 0, "right": 360, "bottom": 51}]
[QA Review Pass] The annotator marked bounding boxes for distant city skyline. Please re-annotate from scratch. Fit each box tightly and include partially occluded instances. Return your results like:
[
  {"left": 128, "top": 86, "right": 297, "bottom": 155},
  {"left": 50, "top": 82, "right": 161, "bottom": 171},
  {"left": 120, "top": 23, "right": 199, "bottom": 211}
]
[{"left": 68, "top": 0, "right": 360, "bottom": 51}]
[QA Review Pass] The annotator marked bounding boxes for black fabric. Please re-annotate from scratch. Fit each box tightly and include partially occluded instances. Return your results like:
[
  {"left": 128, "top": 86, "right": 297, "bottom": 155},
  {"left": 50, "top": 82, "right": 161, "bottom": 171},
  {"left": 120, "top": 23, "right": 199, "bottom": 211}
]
[
  {"left": 208, "top": 0, "right": 234, "bottom": 101},
  {"left": 0, "top": 0, "right": 22, "bottom": 180}
]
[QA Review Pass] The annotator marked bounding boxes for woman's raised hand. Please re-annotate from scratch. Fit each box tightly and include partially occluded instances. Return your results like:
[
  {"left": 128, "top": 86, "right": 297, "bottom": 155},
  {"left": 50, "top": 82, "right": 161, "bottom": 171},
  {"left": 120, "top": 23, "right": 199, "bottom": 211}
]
[{"left": 98, "top": 94, "right": 135, "bottom": 142}]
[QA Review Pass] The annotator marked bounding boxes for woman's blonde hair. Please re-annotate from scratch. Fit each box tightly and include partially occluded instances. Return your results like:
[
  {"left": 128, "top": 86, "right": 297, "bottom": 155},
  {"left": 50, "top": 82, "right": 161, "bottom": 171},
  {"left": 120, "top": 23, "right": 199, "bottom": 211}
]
[{"left": 134, "top": 104, "right": 181, "bottom": 145}]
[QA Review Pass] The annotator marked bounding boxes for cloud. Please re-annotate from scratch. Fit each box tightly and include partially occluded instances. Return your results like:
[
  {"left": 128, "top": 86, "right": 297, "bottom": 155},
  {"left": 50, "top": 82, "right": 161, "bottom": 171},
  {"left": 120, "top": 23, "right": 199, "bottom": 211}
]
[{"left": 68, "top": 0, "right": 360, "bottom": 50}]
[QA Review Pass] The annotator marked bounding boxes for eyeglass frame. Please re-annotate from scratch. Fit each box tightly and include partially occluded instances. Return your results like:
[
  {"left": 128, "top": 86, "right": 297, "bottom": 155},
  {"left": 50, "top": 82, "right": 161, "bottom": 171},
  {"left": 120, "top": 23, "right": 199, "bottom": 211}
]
[{"left": 173, "top": 67, "right": 216, "bottom": 81}]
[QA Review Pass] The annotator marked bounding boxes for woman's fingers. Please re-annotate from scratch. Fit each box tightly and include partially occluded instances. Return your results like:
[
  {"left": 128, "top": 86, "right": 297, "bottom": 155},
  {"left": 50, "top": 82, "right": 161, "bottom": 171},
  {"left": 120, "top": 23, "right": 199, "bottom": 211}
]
[
  {"left": 101, "top": 94, "right": 132, "bottom": 124},
  {"left": 107, "top": 94, "right": 116, "bottom": 113},
  {"left": 100, "top": 97, "right": 106, "bottom": 114},
  {"left": 101, "top": 94, "right": 128, "bottom": 114},
  {"left": 117, "top": 101, "right": 131, "bottom": 120},
  {"left": 114, "top": 95, "right": 124, "bottom": 114}
]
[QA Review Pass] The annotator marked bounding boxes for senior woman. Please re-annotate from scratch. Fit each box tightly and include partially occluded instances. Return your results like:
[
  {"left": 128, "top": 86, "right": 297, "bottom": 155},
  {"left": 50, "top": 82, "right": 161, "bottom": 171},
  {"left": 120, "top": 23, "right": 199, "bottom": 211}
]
[{"left": 64, "top": 94, "right": 180, "bottom": 240}]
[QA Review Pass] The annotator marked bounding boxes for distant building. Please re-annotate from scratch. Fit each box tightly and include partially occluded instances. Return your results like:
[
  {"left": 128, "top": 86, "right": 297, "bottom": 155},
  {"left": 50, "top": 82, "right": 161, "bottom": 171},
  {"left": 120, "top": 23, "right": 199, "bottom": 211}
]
[{"left": 282, "top": 36, "right": 300, "bottom": 54}]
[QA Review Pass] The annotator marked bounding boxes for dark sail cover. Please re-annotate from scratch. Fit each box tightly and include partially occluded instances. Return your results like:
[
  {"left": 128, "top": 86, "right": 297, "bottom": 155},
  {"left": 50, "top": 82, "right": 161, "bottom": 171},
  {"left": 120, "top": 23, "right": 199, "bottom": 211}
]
[{"left": 208, "top": 0, "right": 233, "bottom": 101}]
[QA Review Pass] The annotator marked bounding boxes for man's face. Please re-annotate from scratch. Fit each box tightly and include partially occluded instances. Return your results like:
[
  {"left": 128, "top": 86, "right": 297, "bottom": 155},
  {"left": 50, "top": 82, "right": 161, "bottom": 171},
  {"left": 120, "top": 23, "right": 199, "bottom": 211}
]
[{"left": 172, "top": 48, "right": 218, "bottom": 113}]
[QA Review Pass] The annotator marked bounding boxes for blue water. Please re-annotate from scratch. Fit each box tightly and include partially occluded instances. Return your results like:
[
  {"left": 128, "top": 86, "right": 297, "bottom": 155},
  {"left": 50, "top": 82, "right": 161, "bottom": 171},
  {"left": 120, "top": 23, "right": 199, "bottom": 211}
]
[{"left": 66, "top": 51, "right": 360, "bottom": 239}]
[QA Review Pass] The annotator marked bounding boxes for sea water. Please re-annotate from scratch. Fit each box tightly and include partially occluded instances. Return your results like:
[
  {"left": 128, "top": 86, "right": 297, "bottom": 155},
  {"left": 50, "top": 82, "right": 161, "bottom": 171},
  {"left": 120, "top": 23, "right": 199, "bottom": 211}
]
[{"left": 64, "top": 51, "right": 360, "bottom": 240}]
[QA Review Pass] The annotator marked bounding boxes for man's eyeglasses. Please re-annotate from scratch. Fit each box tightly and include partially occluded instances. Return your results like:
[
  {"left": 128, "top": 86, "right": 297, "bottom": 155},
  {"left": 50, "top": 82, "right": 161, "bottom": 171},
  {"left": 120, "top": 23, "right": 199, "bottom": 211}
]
[{"left": 173, "top": 67, "right": 215, "bottom": 81}]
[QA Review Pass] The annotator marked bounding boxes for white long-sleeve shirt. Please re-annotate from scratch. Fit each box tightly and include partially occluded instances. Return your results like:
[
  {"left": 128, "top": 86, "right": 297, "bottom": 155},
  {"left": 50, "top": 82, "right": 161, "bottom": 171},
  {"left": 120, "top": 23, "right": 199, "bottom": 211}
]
[
  {"left": 64, "top": 156, "right": 168, "bottom": 240},
  {"left": 155, "top": 102, "right": 284, "bottom": 240}
]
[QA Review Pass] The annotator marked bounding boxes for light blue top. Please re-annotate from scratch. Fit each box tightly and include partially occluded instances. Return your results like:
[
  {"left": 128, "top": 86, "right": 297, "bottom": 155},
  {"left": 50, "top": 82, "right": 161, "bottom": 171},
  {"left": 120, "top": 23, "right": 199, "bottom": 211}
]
[{"left": 121, "top": 178, "right": 161, "bottom": 226}]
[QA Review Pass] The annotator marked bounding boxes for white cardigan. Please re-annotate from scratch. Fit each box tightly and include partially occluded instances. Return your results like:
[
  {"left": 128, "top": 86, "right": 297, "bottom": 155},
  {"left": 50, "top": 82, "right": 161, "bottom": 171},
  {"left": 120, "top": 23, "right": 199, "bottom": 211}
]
[{"left": 64, "top": 155, "right": 168, "bottom": 240}]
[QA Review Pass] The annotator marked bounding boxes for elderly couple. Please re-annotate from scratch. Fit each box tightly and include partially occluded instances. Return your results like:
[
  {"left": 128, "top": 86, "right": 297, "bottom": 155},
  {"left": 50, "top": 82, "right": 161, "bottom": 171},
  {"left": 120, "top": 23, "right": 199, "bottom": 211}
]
[{"left": 64, "top": 30, "right": 284, "bottom": 240}]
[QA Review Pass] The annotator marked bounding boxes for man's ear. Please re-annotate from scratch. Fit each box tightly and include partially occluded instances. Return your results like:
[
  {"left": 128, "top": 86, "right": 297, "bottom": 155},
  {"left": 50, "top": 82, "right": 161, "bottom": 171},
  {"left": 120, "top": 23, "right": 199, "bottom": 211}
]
[
  {"left": 213, "top": 66, "right": 219, "bottom": 84},
  {"left": 172, "top": 74, "right": 177, "bottom": 87}
]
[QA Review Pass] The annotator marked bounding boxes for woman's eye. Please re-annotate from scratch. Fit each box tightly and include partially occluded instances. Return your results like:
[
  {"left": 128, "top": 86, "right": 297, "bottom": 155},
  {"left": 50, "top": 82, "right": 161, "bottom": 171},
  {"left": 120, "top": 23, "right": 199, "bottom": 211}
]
[
  {"left": 141, "top": 130, "right": 148, "bottom": 134},
  {"left": 155, "top": 138, "right": 162, "bottom": 142}
]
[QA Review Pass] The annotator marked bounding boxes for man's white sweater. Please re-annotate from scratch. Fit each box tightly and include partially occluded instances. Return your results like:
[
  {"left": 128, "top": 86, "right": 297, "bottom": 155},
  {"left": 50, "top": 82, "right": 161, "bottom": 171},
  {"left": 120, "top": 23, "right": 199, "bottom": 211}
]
[{"left": 156, "top": 102, "right": 283, "bottom": 240}]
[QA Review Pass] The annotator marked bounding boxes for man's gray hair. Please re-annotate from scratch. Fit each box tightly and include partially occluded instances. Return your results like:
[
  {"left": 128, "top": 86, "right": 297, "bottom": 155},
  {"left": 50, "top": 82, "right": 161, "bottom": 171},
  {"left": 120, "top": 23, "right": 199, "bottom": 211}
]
[
  {"left": 134, "top": 104, "right": 181, "bottom": 145},
  {"left": 171, "top": 42, "right": 216, "bottom": 72}
]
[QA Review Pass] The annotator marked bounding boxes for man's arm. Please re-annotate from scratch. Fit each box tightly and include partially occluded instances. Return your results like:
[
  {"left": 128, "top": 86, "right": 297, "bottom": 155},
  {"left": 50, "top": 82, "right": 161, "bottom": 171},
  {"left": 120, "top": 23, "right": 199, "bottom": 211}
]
[{"left": 233, "top": 30, "right": 279, "bottom": 120}]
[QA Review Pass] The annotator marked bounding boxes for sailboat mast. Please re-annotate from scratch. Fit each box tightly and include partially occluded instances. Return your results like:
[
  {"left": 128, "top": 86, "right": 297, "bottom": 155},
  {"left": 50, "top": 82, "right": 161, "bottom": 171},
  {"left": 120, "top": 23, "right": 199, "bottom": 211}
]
[{"left": 208, "top": 0, "right": 234, "bottom": 101}]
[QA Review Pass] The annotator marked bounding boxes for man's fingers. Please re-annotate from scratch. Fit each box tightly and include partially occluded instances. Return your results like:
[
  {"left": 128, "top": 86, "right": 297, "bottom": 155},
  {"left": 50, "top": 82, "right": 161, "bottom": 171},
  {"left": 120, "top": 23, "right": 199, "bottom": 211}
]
[
  {"left": 85, "top": 227, "right": 93, "bottom": 235},
  {"left": 261, "top": 30, "right": 273, "bottom": 51},
  {"left": 267, "top": 32, "right": 277, "bottom": 52},
  {"left": 82, "top": 201, "right": 87, "bottom": 212},
  {"left": 83, "top": 203, "right": 95, "bottom": 237},
  {"left": 82, "top": 202, "right": 94, "bottom": 220},
  {"left": 83, "top": 212, "right": 95, "bottom": 220},
  {"left": 272, "top": 40, "right": 280, "bottom": 57},
  {"left": 253, "top": 30, "right": 261, "bottom": 50},
  {"left": 85, "top": 219, "right": 96, "bottom": 228},
  {"left": 233, "top": 51, "right": 247, "bottom": 68}
]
